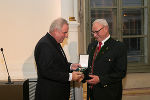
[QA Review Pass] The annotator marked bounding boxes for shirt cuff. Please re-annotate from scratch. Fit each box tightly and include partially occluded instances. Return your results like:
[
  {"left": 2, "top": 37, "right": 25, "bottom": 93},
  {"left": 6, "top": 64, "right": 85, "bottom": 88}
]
[{"left": 69, "top": 73, "right": 72, "bottom": 81}]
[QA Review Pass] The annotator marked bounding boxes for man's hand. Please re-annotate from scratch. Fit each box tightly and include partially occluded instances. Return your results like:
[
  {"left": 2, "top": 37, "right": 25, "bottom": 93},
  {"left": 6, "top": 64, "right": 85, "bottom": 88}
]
[
  {"left": 87, "top": 75, "right": 100, "bottom": 85},
  {"left": 71, "top": 63, "right": 81, "bottom": 71},
  {"left": 77, "top": 73, "right": 84, "bottom": 82},
  {"left": 72, "top": 71, "right": 82, "bottom": 81}
]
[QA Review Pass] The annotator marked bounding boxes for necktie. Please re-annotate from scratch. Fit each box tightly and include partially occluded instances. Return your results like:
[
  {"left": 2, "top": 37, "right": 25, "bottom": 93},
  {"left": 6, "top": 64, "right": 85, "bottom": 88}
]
[
  {"left": 90, "top": 42, "right": 102, "bottom": 89},
  {"left": 91, "top": 42, "right": 102, "bottom": 74},
  {"left": 98, "top": 42, "right": 102, "bottom": 52}
]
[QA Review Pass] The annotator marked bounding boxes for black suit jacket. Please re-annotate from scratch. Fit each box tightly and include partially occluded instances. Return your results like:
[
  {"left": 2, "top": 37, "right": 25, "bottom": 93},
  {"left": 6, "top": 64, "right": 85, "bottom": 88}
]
[
  {"left": 83, "top": 37, "right": 127, "bottom": 100},
  {"left": 34, "top": 33, "right": 71, "bottom": 100}
]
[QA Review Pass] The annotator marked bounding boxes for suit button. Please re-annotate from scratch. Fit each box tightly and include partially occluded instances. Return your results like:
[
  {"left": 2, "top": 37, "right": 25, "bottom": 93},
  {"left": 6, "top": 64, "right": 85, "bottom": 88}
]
[
  {"left": 104, "top": 85, "right": 108, "bottom": 87},
  {"left": 108, "top": 59, "right": 112, "bottom": 61}
]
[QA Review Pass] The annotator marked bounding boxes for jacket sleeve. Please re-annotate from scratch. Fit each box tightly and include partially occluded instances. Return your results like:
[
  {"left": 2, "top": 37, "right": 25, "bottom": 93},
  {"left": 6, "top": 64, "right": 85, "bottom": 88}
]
[{"left": 34, "top": 43, "right": 70, "bottom": 83}]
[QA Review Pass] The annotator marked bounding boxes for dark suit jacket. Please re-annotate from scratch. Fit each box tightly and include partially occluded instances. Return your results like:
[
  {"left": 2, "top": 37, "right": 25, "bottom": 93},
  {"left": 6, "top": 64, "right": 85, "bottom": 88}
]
[
  {"left": 83, "top": 37, "right": 127, "bottom": 100},
  {"left": 34, "top": 33, "right": 71, "bottom": 100}
]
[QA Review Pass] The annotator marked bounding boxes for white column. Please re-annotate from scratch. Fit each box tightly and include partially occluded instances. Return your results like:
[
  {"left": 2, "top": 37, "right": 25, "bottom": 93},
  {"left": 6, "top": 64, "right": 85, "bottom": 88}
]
[
  {"left": 73, "top": 0, "right": 78, "bottom": 21},
  {"left": 62, "top": 21, "right": 83, "bottom": 100},
  {"left": 61, "top": 0, "right": 74, "bottom": 20},
  {"left": 61, "top": 0, "right": 78, "bottom": 21},
  {"left": 61, "top": 0, "right": 83, "bottom": 100}
]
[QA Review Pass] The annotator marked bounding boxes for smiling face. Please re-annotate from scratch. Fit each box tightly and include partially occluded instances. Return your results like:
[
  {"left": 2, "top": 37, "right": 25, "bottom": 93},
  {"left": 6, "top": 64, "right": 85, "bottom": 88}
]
[
  {"left": 92, "top": 22, "right": 109, "bottom": 42},
  {"left": 53, "top": 24, "right": 69, "bottom": 43}
]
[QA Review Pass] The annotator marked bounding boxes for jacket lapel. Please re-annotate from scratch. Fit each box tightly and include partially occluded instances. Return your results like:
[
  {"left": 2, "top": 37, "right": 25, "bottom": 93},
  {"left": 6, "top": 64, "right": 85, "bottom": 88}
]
[
  {"left": 57, "top": 43, "right": 68, "bottom": 62},
  {"left": 95, "top": 38, "right": 112, "bottom": 61},
  {"left": 46, "top": 33, "right": 68, "bottom": 64}
]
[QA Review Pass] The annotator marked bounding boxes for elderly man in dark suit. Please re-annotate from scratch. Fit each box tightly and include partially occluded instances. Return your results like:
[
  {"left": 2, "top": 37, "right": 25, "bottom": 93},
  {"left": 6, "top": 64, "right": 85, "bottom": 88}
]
[
  {"left": 34, "top": 18, "right": 82, "bottom": 100},
  {"left": 83, "top": 19, "right": 127, "bottom": 100}
]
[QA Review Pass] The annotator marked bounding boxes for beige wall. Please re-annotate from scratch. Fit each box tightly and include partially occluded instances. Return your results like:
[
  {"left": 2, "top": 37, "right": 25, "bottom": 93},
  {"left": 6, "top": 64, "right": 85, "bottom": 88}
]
[{"left": 0, "top": 0, "right": 61, "bottom": 80}]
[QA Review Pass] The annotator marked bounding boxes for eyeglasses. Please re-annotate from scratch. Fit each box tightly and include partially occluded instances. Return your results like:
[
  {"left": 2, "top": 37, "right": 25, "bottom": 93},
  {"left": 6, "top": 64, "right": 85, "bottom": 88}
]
[{"left": 92, "top": 27, "right": 104, "bottom": 35}]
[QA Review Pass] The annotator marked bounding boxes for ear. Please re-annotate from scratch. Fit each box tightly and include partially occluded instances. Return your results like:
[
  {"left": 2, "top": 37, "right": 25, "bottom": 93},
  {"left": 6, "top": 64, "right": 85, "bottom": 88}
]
[
  {"left": 54, "top": 28, "right": 57, "bottom": 33},
  {"left": 104, "top": 26, "right": 108, "bottom": 32},
  {"left": 51, "top": 28, "right": 58, "bottom": 36}
]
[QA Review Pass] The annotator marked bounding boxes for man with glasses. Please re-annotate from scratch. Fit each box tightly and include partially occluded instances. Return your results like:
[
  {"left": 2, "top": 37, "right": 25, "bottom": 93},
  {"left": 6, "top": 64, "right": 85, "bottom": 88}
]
[
  {"left": 34, "top": 17, "right": 83, "bottom": 100},
  {"left": 83, "top": 19, "right": 127, "bottom": 100}
]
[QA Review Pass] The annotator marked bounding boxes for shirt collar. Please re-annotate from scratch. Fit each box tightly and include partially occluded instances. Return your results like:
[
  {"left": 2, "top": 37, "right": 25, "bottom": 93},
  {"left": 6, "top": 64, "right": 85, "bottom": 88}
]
[{"left": 97, "top": 35, "right": 110, "bottom": 47}]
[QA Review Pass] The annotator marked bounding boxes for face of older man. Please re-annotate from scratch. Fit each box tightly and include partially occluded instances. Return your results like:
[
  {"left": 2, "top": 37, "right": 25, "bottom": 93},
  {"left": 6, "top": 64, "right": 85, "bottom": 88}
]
[
  {"left": 54, "top": 24, "right": 69, "bottom": 43},
  {"left": 92, "top": 22, "right": 109, "bottom": 42}
]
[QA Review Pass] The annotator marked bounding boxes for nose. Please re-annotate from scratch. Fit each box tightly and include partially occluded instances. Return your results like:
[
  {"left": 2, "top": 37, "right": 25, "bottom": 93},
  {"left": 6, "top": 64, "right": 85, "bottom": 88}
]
[
  {"left": 65, "top": 33, "right": 68, "bottom": 38},
  {"left": 93, "top": 33, "right": 97, "bottom": 37}
]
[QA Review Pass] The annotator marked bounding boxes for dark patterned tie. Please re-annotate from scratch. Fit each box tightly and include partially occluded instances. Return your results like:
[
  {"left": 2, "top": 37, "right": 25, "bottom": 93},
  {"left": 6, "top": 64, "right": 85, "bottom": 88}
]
[
  {"left": 90, "top": 42, "right": 102, "bottom": 89},
  {"left": 91, "top": 42, "right": 102, "bottom": 74}
]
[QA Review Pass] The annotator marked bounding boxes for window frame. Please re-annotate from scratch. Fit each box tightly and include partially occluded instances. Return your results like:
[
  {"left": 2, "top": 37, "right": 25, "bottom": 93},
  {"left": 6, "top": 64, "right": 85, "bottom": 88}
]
[{"left": 85, "top": 0, "right": 150, "bottom": 72}]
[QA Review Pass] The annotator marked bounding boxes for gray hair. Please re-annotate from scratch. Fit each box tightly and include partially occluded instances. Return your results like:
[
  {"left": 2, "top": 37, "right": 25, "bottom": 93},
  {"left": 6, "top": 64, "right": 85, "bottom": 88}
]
[
  {"left": 49, "top": 18, "right": 68, "bottom": 33},
  {"left": 92, "top": 19, "right": 108, "bottom": 26}
]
